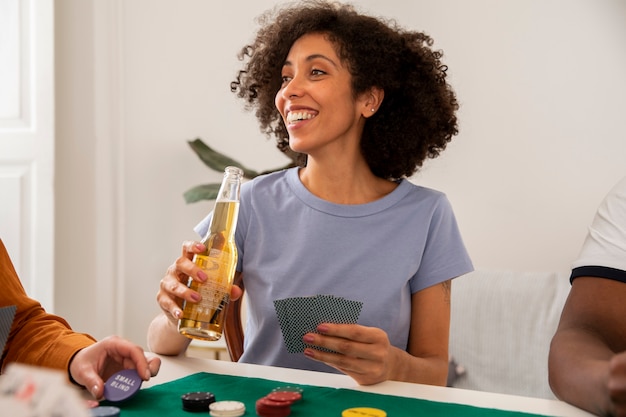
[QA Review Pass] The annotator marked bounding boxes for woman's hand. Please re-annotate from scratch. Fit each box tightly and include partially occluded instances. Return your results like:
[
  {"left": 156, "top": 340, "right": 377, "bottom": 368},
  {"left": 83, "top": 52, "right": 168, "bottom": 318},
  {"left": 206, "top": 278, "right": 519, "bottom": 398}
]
[
  {"left": 69, "top": 335, "right": 161, "bottom": 400},
  {"left": 301, "top": 282, "right": 451, "bottom": 386},
  {"left": 147, "top": 241, "right": 242, "bottom": 355},
  {"left": 301, "top": 323, "right": 396, "bottom": 385},
  {"left": 156, "top": 241, "right": 209, "bottom": 325},
  {"left": 156, "top": 240, "right": 243, "bottom": 324}
]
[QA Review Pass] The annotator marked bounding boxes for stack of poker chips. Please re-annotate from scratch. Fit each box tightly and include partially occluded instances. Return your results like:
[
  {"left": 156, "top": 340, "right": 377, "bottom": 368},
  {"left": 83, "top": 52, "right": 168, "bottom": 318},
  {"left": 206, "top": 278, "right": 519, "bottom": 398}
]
[
  {"left": 181, "top": 391, "right": 247, "bottom": 416},
  {"left": 181, "top": 392, "right": 216, "bottom": 412},
  {"left": 255, "top": 387, "right": 303, "bottom": 417},
  {"left": 208, "top": 400, "right": 246, "bottom": 417}
]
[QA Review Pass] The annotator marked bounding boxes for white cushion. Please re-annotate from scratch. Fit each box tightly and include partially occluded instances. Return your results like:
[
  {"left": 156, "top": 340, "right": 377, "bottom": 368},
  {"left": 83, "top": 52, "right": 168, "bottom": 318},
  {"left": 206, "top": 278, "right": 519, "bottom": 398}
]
[{"left": 450, "top": 269, "right": 571, "bottom": 399}]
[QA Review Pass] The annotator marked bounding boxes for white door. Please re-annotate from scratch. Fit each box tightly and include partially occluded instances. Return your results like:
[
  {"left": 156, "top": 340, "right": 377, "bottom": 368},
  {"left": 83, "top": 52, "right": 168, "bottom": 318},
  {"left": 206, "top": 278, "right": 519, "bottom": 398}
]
[{"left": 0, "top": 0, "right": 55, "bottom": 311}]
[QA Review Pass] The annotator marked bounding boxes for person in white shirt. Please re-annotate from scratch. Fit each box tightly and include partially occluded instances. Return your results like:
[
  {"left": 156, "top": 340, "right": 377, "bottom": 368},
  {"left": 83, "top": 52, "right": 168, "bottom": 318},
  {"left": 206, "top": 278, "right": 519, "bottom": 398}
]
[{"left": 549, "top": 176, "right": 626, "bottom": 416}]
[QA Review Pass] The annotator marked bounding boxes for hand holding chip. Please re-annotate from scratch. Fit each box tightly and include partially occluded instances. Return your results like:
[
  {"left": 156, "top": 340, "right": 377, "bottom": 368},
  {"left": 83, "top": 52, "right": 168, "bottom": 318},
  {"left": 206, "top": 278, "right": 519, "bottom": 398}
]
[{"left": 69, "top": 335, "right": 161, "bottom": 400}]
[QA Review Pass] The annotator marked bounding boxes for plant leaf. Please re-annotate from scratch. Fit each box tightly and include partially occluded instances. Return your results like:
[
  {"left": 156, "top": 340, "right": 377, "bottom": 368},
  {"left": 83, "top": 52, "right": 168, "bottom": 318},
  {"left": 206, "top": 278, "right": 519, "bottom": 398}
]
[
  {"left": 258, "top": 161, "right": 297, "bottom": 176},
  {"left": 184, "top": 138, "right": 300, "bottom": 203},
  {"left": 183, "top": 184, "right": 221, "bottom": 203},
  {"left": 188, "top": 138, "right": 259, "bottom": 178}
]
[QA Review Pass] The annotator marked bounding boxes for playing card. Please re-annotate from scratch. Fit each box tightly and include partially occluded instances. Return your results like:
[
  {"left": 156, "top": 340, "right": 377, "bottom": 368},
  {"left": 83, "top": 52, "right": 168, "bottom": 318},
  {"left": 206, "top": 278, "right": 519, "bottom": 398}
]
[
  {"left": 0, "top": 305, "right": 17, "bottom": 355},
  {"left": 273, "top": 295, "right": 363, "bottom": 353}
]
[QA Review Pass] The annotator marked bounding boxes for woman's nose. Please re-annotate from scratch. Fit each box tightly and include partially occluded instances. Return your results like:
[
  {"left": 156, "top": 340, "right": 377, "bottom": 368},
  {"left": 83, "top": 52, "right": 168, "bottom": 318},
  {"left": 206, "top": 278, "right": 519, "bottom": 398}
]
[{"left": 282, "top": 74, "right": 304, "bottom": 99}]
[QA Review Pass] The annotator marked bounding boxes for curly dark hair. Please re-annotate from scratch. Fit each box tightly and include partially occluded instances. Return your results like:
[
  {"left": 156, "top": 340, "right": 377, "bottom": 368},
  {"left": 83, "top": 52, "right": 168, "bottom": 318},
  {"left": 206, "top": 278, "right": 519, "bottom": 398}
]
[{"left": 231, "top": 0, "right": 459, "bottom": 180}]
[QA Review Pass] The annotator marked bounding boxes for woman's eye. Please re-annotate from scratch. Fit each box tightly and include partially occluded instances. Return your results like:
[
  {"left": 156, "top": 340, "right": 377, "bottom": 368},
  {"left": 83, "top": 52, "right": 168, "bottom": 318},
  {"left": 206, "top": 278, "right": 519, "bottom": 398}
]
[
  {"left": 311, "top": 69, "right": 326, "bottom": 76},
  {"left": 281, "top": 75, "right": 292, "bottom": 85}
]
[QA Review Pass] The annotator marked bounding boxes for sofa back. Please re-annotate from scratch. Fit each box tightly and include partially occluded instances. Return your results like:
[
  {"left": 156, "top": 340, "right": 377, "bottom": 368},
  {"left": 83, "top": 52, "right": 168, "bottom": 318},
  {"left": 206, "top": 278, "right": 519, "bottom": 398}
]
[{"left": 450, "top": 269, "right": 571, "bottom": 399}]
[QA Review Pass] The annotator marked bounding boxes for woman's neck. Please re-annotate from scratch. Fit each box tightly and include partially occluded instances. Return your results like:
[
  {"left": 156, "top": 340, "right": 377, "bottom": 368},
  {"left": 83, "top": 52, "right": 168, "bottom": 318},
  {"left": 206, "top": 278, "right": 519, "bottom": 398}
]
[{"left": 298, "top": 161, "right": 398, "bottom": 205}]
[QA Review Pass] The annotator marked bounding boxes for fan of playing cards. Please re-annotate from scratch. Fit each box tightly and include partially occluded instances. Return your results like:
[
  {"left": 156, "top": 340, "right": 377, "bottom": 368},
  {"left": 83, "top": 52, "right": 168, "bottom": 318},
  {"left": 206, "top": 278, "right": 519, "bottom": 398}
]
[{"left": 273, "top": 295, "right": 363, "bottom": 353}]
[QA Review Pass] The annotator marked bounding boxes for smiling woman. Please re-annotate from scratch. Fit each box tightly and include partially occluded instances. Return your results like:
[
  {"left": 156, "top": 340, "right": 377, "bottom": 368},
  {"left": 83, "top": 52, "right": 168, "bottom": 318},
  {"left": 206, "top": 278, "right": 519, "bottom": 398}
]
[
  {"left": 53, "top": 1, "right": 626, "bottom": 383},
  {"left": 148, "top": 0, "right": 473, "bottom": 388}
]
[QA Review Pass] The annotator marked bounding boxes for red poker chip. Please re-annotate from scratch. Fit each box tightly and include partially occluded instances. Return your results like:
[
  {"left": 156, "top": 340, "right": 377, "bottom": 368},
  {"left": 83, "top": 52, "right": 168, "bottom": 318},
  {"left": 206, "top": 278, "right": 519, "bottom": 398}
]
[
  {"left": 256, "top": 409, "right": 291, "bottom": 417},
  {"left": 267, "top": 391, "right": 302, "bottom": 404},
  {"left": 258, "top": 397, "right": 291, "bottom": 407},
  {"left": 255, "top": 406, "right": 291, "bottom": 417},
  {"left": 255, "top": 397, "right": 291, "bottom": 417}
]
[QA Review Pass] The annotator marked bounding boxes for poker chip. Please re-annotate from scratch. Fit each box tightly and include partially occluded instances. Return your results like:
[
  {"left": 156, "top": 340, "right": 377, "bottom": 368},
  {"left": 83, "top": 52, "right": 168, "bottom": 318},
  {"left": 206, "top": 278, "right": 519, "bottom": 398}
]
[
  {"left": 255, "top": 396, "right": 291, "bottom": 417},
  {"left": 258, "top": 396, "right": 291, "bottom": 407},
  {"left": 254, "top": 386, "right": 304, "bottom": 417},
  {"left": 209, "top": 400, "right": 246, "bottom": 417},
  {"left": 267, "top": 390, "right": 302, "bottom": 404},
  {"left": 271, "top": 386, "right": 304, "bottom": 397},
  {"left": 342, "top": 407, "right": 387, "bottom": 417},
  {"left": 181, "top": 391, "right": 216, "bottom": 412},
  {"left": 89, "top": 406, "right": 121, "bottom": 417},
  {"left": 103, "top": 369, "right": 142, "bottom": 402}
]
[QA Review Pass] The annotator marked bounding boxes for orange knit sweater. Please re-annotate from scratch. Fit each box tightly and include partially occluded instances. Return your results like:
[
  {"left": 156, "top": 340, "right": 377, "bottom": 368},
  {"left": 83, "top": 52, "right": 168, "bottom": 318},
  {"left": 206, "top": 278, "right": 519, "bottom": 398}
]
[{"left": 0, "top": 239, "right": 96, "bottom": 375}]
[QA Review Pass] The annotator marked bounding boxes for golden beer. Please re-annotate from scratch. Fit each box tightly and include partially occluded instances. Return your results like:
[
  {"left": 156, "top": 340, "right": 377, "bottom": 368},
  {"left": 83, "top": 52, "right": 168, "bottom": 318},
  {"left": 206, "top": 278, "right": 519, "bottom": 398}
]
[{"left": 179, "top": 167, "right": 242, "bottom": 341}]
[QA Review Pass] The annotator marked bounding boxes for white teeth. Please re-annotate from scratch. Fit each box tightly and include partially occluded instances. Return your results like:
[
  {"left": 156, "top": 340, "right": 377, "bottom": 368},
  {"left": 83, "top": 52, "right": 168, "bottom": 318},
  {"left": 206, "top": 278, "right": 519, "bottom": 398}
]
[{"left": 286, "top": 111, "right": 315, "bottom": 124}]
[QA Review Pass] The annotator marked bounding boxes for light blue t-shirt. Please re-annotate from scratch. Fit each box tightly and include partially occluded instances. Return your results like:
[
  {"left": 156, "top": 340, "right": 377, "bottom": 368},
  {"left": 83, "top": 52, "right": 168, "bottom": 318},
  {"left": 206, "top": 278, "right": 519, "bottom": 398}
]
[{"left": 195, "top": 167, "right": 473, "bottom": 373}]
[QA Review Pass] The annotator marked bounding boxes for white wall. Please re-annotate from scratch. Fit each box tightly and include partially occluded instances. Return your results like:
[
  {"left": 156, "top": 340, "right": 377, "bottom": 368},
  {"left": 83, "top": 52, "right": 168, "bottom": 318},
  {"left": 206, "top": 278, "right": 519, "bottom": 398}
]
[{"left": 54, "top": 0, "right": 626, "bottom": 347}]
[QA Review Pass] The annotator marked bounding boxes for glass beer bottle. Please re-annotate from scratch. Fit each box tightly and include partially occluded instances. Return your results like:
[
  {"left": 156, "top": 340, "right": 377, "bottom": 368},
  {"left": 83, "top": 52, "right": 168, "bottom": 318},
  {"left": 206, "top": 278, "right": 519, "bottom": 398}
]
[{"left": 178, "top": 166, "right": 243, "bottom": 341}]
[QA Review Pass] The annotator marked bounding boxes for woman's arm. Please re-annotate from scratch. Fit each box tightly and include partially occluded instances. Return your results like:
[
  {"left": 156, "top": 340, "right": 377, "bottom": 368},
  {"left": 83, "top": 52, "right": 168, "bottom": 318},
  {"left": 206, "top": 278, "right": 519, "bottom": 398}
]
[{"left": 302, "top": 279, "right": 451, "bottom": 386}]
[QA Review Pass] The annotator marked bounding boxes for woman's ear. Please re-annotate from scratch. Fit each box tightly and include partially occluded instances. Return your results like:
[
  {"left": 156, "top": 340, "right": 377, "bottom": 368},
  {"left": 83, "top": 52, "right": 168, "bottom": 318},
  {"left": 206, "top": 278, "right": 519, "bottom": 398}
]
[{"left": 362, "top": 87, "right": 385, "bottom": 118}]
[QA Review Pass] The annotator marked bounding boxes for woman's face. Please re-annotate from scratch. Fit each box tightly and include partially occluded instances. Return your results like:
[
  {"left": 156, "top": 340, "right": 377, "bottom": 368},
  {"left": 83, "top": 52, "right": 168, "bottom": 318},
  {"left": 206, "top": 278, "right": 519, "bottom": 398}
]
[{"left": 275, "top": 33, "right": 369, "bottom": 158}]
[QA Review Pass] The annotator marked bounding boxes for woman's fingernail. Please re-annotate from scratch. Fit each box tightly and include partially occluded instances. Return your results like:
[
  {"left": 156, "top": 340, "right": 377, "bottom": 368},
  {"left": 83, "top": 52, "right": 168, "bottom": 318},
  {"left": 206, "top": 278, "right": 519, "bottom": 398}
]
[
  {"left": 303, "top": 349, "right": 315, "bottom": 358},
  {"left": 303, "top": 334, "right": 314, "bottom": 343},
  {"left": 190, "top": 293, "right": 201, "bottom": 302},
  {"left": 195, "top": 243, "right": 205, "bottom": 250},
  {"left": 144, "top": 369, "right": 151, "bottom": 380},
  {"left": 317, "top": 324, "right": 329, "bottom": 333},
  {"left": 173, "top": 309, "right": 182, "bottom": 319},
  {"left": 197, "top": 271, "right": 207, "bottom": 281}
]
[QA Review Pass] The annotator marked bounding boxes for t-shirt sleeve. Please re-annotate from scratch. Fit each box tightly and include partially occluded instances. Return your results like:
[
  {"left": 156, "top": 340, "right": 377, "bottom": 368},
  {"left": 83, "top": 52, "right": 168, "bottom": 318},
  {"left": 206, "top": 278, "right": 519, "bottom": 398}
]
[
  {"left": 193, "top": 213, "right": 212, "bottom": 238},
  {"left": 410, "top": 195, "right": 474, "bottom": 293},
  {"left": 570, "top": 176, "right": 626, "bottom": 283}
]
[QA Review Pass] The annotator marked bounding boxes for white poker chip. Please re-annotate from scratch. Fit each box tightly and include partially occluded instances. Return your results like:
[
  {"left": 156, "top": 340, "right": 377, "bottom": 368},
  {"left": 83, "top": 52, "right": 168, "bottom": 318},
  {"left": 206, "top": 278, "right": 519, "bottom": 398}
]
[{"left": 208, "top": 400, "right": 246, "bottom": 417}]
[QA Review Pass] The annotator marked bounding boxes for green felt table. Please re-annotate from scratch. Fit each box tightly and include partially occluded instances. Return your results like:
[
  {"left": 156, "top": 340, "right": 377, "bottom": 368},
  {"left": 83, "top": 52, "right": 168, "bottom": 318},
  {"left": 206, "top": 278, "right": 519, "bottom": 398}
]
[{"left": 102, "top": 372, "right": 551, "bottom": 417}]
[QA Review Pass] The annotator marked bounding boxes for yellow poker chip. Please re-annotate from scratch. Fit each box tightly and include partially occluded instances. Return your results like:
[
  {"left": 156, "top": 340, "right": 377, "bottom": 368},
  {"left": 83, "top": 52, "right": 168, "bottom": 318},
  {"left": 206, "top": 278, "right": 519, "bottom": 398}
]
[{"left": 342, "top": 407, "right": 387, "bottom": 417}]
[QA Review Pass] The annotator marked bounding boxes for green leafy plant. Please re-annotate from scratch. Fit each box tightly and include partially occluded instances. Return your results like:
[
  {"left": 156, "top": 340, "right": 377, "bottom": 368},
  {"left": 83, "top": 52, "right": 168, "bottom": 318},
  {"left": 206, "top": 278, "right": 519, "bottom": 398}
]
[{"left": 183, "top": 138, "right": 296, "bottom": 203}]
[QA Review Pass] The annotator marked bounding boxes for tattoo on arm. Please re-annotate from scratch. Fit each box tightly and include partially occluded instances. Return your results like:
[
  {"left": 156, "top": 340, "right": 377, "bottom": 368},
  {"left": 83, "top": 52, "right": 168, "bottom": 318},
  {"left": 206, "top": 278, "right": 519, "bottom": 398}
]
[{"left": 441, "top": 280, "right": 451, "bottom": 304}]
